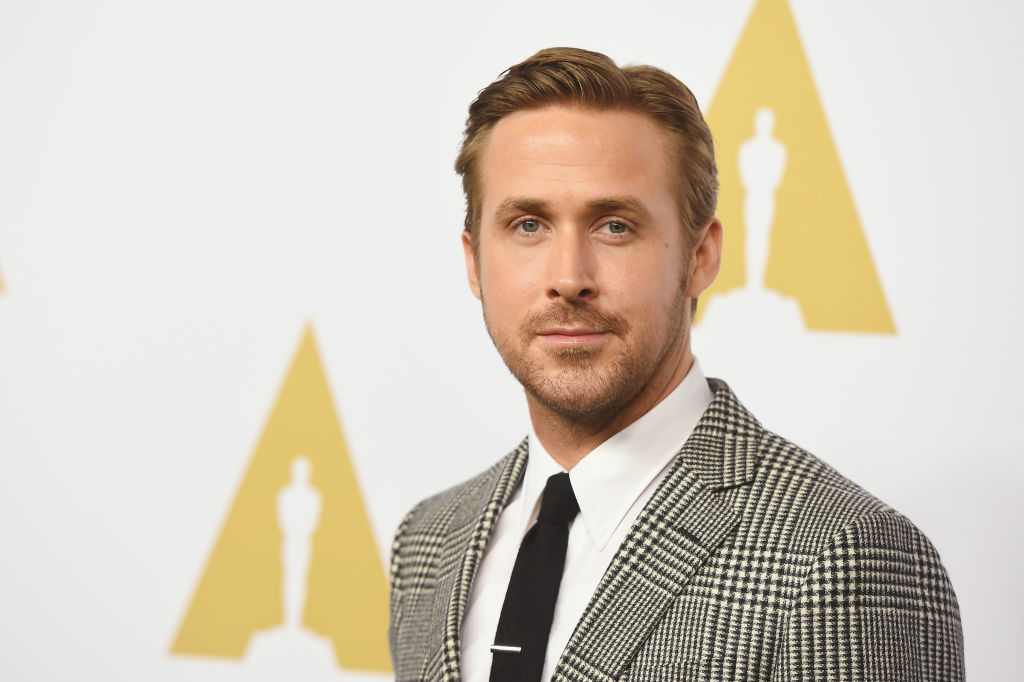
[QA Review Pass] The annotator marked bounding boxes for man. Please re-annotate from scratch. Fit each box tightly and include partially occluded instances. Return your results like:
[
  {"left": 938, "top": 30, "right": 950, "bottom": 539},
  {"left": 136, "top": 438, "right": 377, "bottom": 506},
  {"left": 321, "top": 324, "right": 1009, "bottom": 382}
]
[{"left": 388, "top": 47, "right": 964, "bottom": 681}]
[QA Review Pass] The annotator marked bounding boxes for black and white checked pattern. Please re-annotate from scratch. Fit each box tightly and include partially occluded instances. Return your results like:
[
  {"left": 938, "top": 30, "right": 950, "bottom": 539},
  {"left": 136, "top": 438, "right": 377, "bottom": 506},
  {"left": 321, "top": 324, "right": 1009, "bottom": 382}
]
[{"left": 389, "top": 380, "right": 964, "bottom": 681}]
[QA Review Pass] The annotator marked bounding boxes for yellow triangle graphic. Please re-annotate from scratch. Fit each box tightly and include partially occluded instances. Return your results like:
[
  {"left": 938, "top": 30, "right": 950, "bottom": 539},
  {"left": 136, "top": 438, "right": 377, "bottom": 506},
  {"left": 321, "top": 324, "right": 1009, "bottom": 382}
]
[
  {"left": 171, "top": 324, "right": 391, "bottom": 672},
  {"left": 700, "top": 0, "right": 895, "bottom": 333}
]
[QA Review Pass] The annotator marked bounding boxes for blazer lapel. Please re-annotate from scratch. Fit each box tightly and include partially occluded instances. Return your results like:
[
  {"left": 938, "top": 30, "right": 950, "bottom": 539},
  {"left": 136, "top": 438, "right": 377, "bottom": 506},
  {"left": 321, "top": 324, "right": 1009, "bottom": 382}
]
[
  {"left": 552, "top": 379, "right": 762, "bottom": 681},
  {"left": 423, "top": 440, "right": 529, "bottom": 682}
]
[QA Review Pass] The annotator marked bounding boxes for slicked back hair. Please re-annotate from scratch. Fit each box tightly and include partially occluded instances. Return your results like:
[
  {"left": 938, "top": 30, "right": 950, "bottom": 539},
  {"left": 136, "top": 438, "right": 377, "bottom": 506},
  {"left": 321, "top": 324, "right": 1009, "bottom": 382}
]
[{"left": 455, "top": 47, "right": 719, "bottom": 254}]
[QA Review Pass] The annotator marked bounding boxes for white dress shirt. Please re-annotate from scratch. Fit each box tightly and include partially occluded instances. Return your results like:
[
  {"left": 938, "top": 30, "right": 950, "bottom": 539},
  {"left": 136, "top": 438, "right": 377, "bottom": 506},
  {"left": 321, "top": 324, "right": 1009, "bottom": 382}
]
[{"left": 460, "top": 361, "right": 713, "bottom": 682}]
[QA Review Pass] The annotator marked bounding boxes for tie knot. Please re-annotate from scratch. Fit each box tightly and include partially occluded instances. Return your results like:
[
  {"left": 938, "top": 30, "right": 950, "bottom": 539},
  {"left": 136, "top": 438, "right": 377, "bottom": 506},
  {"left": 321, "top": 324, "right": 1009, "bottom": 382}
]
[{"left": 537, "top": 472, "right": 579, "bottom": 525}]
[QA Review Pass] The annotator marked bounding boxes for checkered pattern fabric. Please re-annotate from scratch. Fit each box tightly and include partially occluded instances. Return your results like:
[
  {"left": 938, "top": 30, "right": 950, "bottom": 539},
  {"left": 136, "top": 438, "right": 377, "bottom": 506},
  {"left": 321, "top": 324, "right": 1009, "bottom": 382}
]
[{"left": 388, "top": 380, "right": 964, "bottom": 681}]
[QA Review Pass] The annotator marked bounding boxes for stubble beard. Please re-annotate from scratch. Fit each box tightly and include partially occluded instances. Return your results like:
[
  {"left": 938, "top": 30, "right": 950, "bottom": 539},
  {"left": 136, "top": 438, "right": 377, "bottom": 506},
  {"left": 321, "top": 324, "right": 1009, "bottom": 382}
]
[{"left": 482, "top": 286, "right": 690, "bottom": 425}]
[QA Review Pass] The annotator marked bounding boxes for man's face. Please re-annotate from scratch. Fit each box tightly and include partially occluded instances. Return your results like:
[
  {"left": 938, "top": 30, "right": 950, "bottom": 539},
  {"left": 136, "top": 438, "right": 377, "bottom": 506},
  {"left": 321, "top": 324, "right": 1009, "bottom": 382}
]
[{"left": 464, "top": 106, "right": 709, "bottom": 422}]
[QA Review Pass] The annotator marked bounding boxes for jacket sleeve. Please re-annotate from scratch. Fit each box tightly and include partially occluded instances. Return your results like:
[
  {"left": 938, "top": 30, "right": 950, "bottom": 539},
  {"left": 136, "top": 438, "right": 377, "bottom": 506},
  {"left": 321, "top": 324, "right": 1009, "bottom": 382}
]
[
  {"left": 388, "top": 503, "right": 420, "bottom": 667},
  {"left": 771, "top": 510, "right": 964, "bottom": 681}
]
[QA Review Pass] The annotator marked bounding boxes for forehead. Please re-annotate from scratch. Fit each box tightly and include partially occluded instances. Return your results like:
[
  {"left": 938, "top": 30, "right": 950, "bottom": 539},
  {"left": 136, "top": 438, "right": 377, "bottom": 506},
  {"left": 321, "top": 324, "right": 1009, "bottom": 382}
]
[{"left": 477, "top": 106, "right": 677, "bottom": 212}]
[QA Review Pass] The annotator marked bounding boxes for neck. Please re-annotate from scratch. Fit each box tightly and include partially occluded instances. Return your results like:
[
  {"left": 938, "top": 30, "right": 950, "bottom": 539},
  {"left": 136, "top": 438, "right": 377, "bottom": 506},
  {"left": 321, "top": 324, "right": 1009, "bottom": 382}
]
[{"left": 527, "top": 346, "right": 694, "bottom": 470}]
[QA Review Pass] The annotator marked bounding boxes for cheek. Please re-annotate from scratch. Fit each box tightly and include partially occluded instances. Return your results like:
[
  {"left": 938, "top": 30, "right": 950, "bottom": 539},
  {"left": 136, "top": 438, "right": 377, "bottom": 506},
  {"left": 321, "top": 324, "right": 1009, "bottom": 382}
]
[
  {"left": 478, "top": 262, "right": 533, "bottom": 324},
  {"left": 607, "top": 256, "right": 685, "bottom": 322},
  {"left": 479, "top": 249, "right": 544, "bottom": 300},
  {"left": 604, "top": 250, "right": 677, "bottom": 297}
]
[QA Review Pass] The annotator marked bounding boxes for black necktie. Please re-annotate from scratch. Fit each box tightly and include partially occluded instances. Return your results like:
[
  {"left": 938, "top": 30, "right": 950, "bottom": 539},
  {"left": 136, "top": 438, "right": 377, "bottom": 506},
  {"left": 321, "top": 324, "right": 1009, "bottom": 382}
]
[{"left": 489, "top": 471, "right": 580, "bottom": 682}]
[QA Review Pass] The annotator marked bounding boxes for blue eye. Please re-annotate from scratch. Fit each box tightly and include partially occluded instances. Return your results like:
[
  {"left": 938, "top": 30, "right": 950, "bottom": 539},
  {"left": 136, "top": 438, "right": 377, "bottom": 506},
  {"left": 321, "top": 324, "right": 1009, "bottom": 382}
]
[
  {"left": 606, "top": 221, "right": 628, "bottom": 234},
  {"left": 520, "top": 219, "right": 541, "bottom": 233}
]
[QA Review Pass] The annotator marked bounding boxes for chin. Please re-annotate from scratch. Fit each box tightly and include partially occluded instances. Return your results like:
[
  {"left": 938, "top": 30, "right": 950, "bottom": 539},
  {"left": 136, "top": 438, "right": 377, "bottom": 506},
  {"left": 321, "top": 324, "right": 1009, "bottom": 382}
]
[
  {"left": 534, "top": 395, "right": 619, "bottom": 421},
  {"left": 523, "top": 363, "right": 644, "bottom": 421},
  {"left": 494, "top": 334, "right": 658, "bottom": 421}
]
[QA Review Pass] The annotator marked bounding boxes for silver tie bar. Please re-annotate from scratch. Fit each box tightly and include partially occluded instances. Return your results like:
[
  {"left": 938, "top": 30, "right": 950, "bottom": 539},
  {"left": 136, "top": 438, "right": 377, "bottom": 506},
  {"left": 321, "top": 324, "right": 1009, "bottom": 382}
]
[{"left": 489, "top": 644, "right": 522, "bottom": 654}]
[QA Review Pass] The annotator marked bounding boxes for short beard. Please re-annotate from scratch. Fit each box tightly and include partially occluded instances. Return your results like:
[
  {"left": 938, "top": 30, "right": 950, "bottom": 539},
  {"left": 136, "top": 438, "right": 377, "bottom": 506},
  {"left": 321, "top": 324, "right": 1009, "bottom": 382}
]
[{"left": 483, "top": 285, "right": 689, "bottom": 425}]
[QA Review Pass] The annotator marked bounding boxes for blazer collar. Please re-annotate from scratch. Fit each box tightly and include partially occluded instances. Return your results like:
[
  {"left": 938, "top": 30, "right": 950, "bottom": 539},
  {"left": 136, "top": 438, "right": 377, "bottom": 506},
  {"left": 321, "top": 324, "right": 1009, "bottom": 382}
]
[{"left": 679, "top": 377, "right": 762, "bottom": 490}]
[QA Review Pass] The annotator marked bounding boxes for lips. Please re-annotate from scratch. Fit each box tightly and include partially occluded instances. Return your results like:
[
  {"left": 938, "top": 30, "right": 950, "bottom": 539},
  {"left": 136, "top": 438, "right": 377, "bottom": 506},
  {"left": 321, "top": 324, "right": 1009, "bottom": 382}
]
[
  {"left": 537, "top": 327, "right": 607, "bottom": 346},
  {"left": 521, "top": 305, "right": 628, "bottom": 346},
  {"left": 539, "top": 327, "right": 603, "bottom": 336}
]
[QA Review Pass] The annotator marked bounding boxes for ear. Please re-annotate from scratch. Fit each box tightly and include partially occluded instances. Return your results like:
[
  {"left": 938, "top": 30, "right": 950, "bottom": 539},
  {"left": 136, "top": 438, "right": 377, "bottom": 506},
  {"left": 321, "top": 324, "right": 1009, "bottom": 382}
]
[
  {"left": 685, "top": 216, "right": 723, "bottom": 299},
  {"left": 462, "top": 230, "right": 482, "bottom": 300}
]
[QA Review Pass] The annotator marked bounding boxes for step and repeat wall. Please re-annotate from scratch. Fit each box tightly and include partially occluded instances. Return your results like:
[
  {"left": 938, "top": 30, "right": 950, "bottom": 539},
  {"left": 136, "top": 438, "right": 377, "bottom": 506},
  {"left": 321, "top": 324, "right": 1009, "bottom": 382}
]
[{"left": 1, "top": 1, "right": 1021, "bottom": 680}]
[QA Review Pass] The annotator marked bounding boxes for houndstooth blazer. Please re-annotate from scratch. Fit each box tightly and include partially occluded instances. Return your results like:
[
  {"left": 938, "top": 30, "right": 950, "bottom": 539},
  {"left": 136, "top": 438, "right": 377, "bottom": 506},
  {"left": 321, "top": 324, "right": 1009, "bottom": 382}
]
[{"left": 388, "top": 379, "right": 964, "bottom": 681}]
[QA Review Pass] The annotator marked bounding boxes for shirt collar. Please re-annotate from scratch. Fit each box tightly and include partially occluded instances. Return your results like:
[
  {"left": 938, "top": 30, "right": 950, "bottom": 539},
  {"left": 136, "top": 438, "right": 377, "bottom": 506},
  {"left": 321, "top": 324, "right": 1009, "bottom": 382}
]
[{"left": 523, "top": 359, "right": 713, "bottom": 550}]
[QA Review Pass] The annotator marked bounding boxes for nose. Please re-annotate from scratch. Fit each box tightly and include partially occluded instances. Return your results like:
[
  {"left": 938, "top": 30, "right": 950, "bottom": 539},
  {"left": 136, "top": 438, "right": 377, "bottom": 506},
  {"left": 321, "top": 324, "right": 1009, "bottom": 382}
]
[{"left": 546, "top": 231, "right": 597, "bottom": 302}]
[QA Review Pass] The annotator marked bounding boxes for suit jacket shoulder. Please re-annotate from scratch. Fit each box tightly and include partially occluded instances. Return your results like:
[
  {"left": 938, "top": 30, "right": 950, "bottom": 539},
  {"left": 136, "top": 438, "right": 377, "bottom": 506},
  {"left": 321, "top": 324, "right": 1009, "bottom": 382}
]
[
  {"left": 740, "top": 430, "right": 963, "bottom": 680},
  {"left": 751, "top": 426, "right": 893, "bottom": 549}
]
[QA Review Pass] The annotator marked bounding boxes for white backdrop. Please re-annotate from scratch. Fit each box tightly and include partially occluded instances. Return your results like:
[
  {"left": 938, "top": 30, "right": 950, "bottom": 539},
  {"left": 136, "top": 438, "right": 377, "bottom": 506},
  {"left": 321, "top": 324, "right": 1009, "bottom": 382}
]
[{"left": 1, "top": 1, "right": 1022, "bottom": 680}]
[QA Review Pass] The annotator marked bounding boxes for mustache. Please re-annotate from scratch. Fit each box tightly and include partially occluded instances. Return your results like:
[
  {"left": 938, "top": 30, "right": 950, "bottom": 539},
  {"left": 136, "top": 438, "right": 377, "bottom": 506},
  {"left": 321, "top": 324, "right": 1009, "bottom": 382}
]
[{"left": 521, "top": 303, "right": 629, "bottom": 337}]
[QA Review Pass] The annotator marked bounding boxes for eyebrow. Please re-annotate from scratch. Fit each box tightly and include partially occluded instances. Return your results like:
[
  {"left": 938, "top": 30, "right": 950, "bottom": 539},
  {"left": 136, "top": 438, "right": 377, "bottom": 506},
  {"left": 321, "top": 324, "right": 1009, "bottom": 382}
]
[
  {"left": 492, "top": 195, "right": 654, "bottom": 223},
  {"left": 493, "top": 197, "right": 551, "bottom": 222},
  {"left": 586, "top": 196, "right": 654, "bottom": 223}
]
